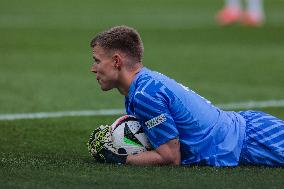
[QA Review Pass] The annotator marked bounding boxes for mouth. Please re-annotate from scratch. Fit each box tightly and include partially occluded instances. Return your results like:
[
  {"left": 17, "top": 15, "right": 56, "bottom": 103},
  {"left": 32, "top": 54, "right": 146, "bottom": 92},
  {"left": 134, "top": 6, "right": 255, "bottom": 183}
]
[{"left": 96, "top": 77, "right": 101, "bottom": 84}]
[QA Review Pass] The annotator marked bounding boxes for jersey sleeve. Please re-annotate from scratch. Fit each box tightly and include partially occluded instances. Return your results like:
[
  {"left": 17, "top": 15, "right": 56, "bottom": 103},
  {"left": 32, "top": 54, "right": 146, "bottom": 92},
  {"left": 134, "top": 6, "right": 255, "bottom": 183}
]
[{"left": 132, "top": 92, "right": 179, "bottom": 149}]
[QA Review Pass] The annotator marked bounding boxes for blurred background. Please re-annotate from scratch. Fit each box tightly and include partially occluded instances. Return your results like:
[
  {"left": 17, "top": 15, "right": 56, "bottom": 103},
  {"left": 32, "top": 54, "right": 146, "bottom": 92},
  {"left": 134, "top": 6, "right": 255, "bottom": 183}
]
[{"left": 0, "top": 0, "right": 283, "bottom": 114}]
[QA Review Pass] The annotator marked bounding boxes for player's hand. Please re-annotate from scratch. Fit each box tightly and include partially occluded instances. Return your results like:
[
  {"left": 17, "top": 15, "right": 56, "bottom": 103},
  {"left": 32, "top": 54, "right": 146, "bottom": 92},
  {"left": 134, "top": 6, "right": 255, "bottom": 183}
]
[
  {"left": 101, "top": 141, "right": 128, "bottom": 164},
  {"left": 88, "top": 125, "right": 128, "bottom": 164}
]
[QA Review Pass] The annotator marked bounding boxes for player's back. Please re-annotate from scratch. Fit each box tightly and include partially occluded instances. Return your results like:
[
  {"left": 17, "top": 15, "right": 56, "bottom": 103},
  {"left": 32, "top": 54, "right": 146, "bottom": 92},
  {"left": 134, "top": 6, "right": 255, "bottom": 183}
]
[{"left": 126, "top": 67, "right": 246, "bottom": 166}]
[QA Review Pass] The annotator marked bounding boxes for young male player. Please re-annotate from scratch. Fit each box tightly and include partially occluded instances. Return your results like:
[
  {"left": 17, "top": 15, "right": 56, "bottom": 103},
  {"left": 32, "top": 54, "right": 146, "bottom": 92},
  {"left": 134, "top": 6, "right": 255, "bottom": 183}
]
[{"left": 89, "top": 26, "right": 284, "bottom": 166}]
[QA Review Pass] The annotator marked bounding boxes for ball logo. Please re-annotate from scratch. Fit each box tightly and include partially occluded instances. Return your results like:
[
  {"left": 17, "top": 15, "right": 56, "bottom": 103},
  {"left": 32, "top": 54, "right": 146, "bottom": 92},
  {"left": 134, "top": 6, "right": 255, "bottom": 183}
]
[{"left": 145, "top": 114, "right": 167, "bottom": 129}]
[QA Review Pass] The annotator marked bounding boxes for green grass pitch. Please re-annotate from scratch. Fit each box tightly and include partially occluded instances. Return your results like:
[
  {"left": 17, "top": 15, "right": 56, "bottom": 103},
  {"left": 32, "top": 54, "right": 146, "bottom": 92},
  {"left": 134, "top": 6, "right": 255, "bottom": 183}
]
[{"left": 0, "top": 0, "right": 284, "bottom": 188}]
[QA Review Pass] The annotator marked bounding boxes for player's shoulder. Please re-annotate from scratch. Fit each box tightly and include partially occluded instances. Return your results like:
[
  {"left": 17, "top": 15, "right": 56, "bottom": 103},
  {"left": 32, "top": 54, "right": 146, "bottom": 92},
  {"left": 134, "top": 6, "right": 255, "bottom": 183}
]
[
  {"left": 135, "top": 75, "right": 164, "bottom": 96},
  {"left": 136, "top": 67, "right": 170, "bottom": 88},
  {"left": 132, "top": 67, "right": 177, "bottom": 101}
]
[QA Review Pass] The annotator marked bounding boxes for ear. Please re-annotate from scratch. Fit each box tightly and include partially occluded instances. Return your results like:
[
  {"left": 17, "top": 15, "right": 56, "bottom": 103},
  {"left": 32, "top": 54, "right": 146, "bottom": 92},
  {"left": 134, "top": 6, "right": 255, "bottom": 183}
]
[{"left": 113, "top": 53, "right": 123, "bottom": 70}]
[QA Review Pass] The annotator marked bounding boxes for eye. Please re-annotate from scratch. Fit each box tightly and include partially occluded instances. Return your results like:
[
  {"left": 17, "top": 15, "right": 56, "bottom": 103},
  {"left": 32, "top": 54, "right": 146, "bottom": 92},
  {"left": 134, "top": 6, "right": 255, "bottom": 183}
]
[
  {"left": 92, "top": 60, "right": 99, "bottom": 65},
  {"left": 93, "top": 56, "right": 100, "bottom": 64}
]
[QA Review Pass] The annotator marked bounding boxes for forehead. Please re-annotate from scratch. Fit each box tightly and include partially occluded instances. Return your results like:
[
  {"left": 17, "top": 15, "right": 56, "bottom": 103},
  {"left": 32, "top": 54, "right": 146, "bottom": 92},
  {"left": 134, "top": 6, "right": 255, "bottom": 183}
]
[
  {"left": 93, "top": 45, "right": 105, "bottom": 56},
  {"left": 93, "top": 46, "right": 114, "bottom": 60}
]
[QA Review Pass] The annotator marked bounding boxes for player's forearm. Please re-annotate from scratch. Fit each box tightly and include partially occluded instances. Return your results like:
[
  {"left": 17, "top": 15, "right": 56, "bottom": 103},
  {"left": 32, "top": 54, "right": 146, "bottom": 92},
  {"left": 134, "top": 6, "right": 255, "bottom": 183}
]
[{"left": 126, "top": 150, "right": 180, "bottom": 166}]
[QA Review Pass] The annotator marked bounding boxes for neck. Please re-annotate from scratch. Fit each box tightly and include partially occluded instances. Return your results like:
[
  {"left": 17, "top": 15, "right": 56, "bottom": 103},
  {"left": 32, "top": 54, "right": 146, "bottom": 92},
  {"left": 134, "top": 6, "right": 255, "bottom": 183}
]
[{"left": 117, "top": 65, "right": 143, "bottom": 96}]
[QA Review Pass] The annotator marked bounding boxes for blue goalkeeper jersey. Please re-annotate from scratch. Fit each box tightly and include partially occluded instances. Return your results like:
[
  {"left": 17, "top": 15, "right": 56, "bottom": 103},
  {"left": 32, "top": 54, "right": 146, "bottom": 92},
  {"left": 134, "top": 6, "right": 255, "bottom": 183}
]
[{"left": 125, "top": 67, "right": 246, "bottom": 166}]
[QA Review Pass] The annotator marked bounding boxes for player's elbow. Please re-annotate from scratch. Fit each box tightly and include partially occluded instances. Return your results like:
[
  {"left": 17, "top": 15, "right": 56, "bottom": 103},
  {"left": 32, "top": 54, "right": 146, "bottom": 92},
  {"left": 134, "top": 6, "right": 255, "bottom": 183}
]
[
  {"left": 164, "top": 153, "right": 180, "bottom": 165},
  {"left": 157, "top": 138, "right": 181, "bottom": 165},
  {"left": 159, "top": 149, "right": 180, "bottom": 165},
  {"left": 173, "top": 156, "right": 181, "bottom": 165}
]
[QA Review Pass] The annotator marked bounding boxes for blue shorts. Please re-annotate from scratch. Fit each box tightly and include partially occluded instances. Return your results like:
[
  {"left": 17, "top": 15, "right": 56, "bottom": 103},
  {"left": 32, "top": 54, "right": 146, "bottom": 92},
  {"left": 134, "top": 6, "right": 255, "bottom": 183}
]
[{"left": 238, "top": 110, "right": 284, "bottom": 166}]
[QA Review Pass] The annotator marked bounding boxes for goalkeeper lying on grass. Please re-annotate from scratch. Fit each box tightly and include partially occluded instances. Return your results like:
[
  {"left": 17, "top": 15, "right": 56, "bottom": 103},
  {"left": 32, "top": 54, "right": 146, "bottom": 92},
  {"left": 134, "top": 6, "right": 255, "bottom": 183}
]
[{"left": 87, "top": 25, "right": 284, "bottom": 166}]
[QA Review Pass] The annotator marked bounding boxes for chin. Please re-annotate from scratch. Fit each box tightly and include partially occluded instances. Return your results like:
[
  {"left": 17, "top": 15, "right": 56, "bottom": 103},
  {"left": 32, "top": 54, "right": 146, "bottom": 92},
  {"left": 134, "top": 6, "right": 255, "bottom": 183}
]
[
  {"left": 101, "top": 86, "right": 113, "bottom": 91},
  {"left": 101, "top": 88, "right": 111, "bottom": 91}
]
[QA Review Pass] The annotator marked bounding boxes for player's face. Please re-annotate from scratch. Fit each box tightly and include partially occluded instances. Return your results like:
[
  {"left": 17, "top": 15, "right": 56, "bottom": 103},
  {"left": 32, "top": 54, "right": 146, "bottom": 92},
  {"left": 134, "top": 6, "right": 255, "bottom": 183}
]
[{"left": 91, "top": 46, "right": 119, "bottom": 91}]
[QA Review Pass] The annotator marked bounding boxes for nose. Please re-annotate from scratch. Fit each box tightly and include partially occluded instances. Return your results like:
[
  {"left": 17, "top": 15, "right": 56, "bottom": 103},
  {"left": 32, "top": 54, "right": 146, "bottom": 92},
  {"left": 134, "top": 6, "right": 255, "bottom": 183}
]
[{"left": 91, "top": 64, "right": 97, "bottom": 73}]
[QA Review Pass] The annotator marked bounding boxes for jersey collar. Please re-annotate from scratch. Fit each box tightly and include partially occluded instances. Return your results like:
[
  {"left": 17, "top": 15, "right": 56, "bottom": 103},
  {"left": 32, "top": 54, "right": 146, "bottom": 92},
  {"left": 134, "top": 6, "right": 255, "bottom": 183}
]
[{"left": 127, "top": 67, "right": 148, "bottom": 99}]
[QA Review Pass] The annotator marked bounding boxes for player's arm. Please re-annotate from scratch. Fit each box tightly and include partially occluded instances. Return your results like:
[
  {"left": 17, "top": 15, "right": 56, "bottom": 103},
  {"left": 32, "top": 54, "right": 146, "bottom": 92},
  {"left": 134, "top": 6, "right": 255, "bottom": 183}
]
[
  {"left": 126, "top": 138, "right": 180, "bottom": 165},
  {"left": 88, "top": 125, "right": 180, "bottom": 165},
  {"left": 126, "top": 92, "right": 181, "bottom": 165}
]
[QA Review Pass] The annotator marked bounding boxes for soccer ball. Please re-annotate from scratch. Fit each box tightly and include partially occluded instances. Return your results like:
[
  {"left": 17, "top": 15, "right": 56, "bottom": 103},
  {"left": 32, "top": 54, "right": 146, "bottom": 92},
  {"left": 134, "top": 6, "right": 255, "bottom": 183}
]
[{"left": 111, "top": 115, "right": 151, "bottom": 155}]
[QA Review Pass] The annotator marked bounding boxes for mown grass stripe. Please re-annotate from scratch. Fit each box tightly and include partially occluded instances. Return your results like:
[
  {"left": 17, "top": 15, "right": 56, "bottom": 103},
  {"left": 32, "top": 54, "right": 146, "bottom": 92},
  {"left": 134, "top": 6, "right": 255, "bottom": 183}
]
[{"left": 1, "top": 99, "right": 284, "bottom": 121}]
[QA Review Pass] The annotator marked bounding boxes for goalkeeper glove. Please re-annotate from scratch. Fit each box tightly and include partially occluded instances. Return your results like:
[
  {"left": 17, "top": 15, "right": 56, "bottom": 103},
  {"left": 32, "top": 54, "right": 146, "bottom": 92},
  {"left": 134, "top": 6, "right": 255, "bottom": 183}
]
[{"left": 88, "top": 125, "right": 128, "bottom": 164}]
